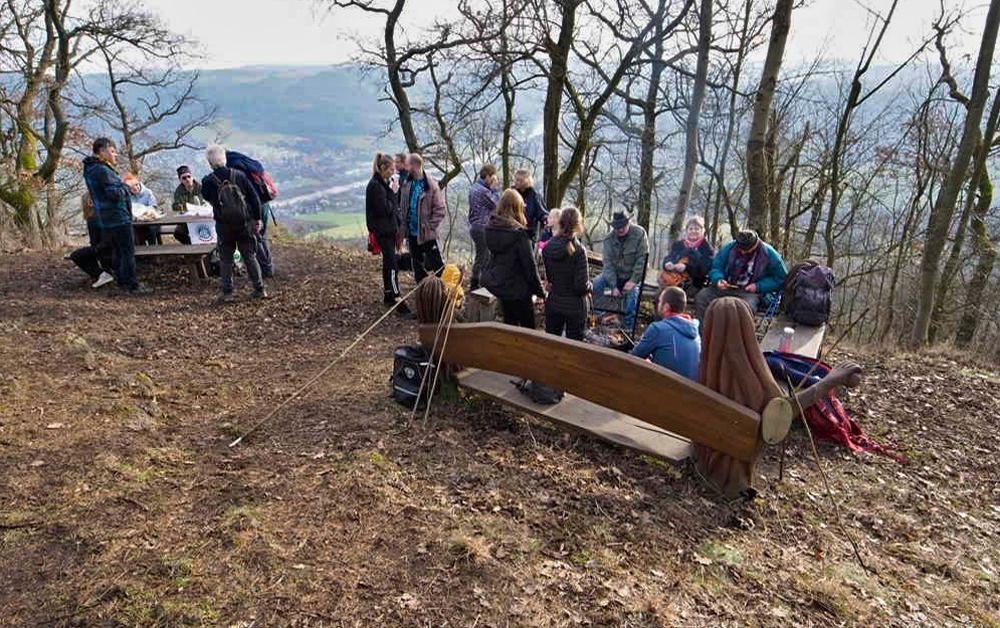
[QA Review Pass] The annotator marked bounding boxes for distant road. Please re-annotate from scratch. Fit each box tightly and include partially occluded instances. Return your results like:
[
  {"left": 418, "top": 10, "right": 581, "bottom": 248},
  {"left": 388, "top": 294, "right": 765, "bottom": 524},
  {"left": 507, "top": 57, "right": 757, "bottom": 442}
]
[{"left": 270, "top": 180, "right": 366, "bottom": 209}]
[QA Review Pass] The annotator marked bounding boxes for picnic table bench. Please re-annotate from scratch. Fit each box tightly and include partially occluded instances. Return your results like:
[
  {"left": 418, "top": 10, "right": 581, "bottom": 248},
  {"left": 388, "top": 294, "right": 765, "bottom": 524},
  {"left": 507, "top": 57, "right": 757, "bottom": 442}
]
[{"left": 133, "top": 213, "right": 216, "bottom": 279}]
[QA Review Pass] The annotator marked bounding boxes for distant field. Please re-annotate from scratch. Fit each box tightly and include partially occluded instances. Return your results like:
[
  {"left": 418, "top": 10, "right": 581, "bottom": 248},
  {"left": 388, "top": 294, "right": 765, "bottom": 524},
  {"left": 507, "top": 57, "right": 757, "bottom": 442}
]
[{"left": 291, "top": 210, "right": 367, "bottom": 240}]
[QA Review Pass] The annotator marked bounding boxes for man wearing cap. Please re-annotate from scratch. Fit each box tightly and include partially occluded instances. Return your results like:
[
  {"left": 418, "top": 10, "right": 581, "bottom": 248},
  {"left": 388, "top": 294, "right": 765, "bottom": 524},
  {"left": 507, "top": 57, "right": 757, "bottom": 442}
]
[
  {"left": 594, "top": 210, "right": 648, "bottom": 331},
  {"left": 694, "top": 229, "right": 788, "bottom": 320},
  {"left": 172, "top": 165, "right": 206, "bottom": 245}
]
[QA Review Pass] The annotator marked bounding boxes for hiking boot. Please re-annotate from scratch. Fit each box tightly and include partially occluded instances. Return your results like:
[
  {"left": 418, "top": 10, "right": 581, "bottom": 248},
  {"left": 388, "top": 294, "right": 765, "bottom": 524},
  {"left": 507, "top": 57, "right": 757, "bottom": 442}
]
[
  {"left": 396, "top": 301, "right": 415, "bottom": 319},
  {"left": 262, "top": 269, "right": 274, "bottom": 279},
  {"left": 122, "top": 283, "right": 153, "bottom": 296},
  {"left": 251, "top": 287, "right": 269, "bottom": 300},
  {"left": 91, "top": 271, "right": 115, "bottom": 289},
  {"left": 216, "top": 291, "right": 236, "bottom": 304}
]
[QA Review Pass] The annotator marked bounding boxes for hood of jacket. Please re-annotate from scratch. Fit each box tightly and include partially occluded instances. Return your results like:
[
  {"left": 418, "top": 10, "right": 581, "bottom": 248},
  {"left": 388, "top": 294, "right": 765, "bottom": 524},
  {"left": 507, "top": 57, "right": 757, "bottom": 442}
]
[
  {"left": 83, "top": 155, "right": 109, "bottom": 175},
  {"left": 662, "top": 314, "right": 700, "bottom": 340},
  {"left": 542, "top": 234, "right": 574, "bottom": 261}
]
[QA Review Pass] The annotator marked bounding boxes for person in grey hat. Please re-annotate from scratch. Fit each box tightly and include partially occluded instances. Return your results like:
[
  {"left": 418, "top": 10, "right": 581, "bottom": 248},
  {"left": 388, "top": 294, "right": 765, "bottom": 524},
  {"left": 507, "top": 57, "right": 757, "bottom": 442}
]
[
  {"left": 694, "top": 228, "right": 788, "bottom": 319},
  {"left": 593, "top": 210, "right": 648, "bottom": 331}
]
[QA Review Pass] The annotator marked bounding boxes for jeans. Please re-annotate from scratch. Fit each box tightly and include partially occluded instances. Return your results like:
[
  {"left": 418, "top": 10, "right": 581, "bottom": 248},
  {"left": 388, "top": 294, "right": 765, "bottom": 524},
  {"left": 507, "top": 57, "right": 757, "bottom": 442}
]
[
  {"left": 407, "top": 236, "right": 444, "bottom": 283},
  {"left": 545, "top": 302, "right": 586, "bottom": 341},
  {"left": 500, "top": 298, "right": 535, "bottom": 328},
  {"left": 105, "top": 224, "right": 138, "bottom": 289},
  {"left": 376, "top": 233, "right": 400, "bottom": 302},
  {"left": 218, "top": 222, "right": 263, "bottom": 293},
  {"left": 694, "top": 285, "right": 760, "bottom": 320},
  {"left": 256, "top": 203, "right": 274, "bottom": 275},
  {"left": 592, "top": 274, "right": 640, "bottom": 331},
  {"left": 469, "top": 226, "right": 489, "bottom": 290}
]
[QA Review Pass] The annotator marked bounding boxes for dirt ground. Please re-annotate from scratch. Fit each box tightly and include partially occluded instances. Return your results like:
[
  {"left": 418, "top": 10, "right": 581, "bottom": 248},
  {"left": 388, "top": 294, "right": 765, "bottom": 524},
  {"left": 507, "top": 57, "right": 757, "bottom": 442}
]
[{"left": 1, "top": 240, "right": 998, "bottom": 627}]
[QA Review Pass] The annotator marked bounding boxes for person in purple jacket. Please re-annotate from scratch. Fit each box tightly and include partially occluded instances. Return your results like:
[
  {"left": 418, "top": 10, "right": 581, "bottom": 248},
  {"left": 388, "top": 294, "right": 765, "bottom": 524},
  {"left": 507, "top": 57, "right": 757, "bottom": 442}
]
[{"left": 468, "top": 164, "right": 499, "bottom": 290}]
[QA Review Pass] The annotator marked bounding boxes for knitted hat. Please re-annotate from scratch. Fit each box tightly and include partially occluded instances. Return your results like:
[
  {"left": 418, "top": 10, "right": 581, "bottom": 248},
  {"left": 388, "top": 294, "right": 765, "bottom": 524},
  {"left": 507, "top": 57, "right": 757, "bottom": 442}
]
[
  {"left": 176, "top": 165, "right": 192, "bottom": 177},
  {"left": 735, "top": 230, "right": 759, "bottom": 249}
]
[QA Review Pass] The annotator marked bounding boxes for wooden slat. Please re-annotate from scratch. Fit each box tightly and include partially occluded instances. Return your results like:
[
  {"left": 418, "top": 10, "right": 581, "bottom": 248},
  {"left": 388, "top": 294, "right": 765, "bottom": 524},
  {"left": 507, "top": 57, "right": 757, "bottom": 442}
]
[
  {"left": 420, "top": 322, "right": 761, "bottom": 462},
  {"left": 760, "top": 315, "right": 826, "bottom": 359},
  {"left": 134, "top": 244, "right": 214, "bottom": 257},
  {"left": 457, "top": 368, "right": 692, "bottom": 462},
  {"left": 135, "top": 214, "right": 214, "bottom": 227}
]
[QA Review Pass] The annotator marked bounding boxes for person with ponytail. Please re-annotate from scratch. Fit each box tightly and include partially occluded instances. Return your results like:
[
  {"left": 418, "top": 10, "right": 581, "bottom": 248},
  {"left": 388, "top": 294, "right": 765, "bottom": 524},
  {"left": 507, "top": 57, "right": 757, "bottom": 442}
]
[
  {"left": 541, "top": 207, "right": 590, "bottom": 340},
  {"left": 366, "top": 152, "right": 412, "bottom": 317},
  {"left": 482, "top": 189, "right": 546, "bottom": 328}
]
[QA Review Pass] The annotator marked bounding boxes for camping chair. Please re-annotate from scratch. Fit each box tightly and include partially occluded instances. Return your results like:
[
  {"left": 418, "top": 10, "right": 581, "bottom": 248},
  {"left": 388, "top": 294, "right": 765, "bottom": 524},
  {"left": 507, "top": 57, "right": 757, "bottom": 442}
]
[
  {"left": 754, "top": 293, "right": 782, "bottom": 343},
  {"left": 589, "top": 253, "right": 649, "bottom": 340}
]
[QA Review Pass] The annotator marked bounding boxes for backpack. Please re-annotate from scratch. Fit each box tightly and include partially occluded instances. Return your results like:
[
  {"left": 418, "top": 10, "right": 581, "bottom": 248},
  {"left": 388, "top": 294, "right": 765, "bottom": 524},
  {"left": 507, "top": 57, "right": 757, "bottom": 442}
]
[
  {"left": 226, "top": 150, "right": 279, "bottom": 203},
  {"left": 785, "top": 261, "right": 834, "bottom": 326},
  {"left": 213, "top": 173, "right": 250, "bottom": 224},
  {"left": 515, "top": 379, "right": 564, "bottom": 405},
  {"left": 391, "top": 346, "right": 437, "bottom": 409}
]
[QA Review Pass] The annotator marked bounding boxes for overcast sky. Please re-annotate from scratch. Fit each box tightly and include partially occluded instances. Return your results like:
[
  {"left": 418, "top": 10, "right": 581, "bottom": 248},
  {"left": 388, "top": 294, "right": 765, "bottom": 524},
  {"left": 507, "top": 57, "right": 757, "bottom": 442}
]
[{"left": 142, "top": 0, "right": 985, "bottom": 70}]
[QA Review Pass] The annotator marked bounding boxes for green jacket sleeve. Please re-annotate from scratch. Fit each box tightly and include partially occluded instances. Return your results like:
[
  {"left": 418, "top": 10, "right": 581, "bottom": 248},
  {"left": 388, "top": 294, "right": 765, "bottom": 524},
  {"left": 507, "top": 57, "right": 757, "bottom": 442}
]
[
  {"left": 756, "top": 245, "right": 789, "bottom": 294},
  {"left": 602, "top": 236, "right": 617, "bottom": 286},
  {"left": 630, "top": 230, "right": 649, "bottom": 284}
]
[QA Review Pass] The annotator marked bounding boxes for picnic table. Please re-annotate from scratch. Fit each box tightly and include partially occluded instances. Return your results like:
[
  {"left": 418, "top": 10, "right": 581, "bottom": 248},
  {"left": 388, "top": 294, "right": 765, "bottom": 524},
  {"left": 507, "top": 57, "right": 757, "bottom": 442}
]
[{"left": 133, "top": 212, "right": 216, "bottom": 280}]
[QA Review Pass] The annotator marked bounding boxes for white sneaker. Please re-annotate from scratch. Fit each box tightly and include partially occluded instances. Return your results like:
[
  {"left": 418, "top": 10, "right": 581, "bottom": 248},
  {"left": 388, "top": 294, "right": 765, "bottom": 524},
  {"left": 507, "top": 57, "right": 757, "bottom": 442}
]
[{"left": 92, "top": 272, "right": 115, "bottom": 289}]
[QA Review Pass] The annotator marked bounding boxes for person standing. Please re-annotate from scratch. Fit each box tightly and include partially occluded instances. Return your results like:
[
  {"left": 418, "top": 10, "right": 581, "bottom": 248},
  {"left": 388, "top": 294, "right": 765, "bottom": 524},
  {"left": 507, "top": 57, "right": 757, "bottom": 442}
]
[
  {"left": 226, "top": 150, "right": 276, "bottom": 278},
  {"left": 593, "top": 211, "right": 648, "bottom": 331},
  {"left": 366, "top": 152, "right": 412, "bottom": 317},
  {"left": 201, "top": 145, "right": 268, "bottom": 303},
  {"left": 172, "top": 165, "right": 207, "bottom": 245},
  {"left": 513, "top": 168, "right": 548, "bottom": 241},
  {"left": 542, "top": 207, "right": 590, "bottom": 340},
  {"left": 82, "top": 137, "right": 151, "bottom": 295},
  {"left": 694, "top": 229, "right": 787, "bottom": 320},
  {"left": 468, "top": 164, "right": 499, "bottom": 290},
  {"left": 399, "top": 153, "right": 446, "bottom": 282},
  {"left": 482, "top": 189, "right": 546, "bottom": 328}
]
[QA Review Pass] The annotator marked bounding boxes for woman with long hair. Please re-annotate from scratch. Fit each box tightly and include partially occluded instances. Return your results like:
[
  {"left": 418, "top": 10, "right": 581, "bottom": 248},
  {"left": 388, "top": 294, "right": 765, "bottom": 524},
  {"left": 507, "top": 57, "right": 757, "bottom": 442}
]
[
  {"left": 366, "top": 152, "right": 411, "bottom": 316},
  {"left": 542, "top": 207, "right": 590, "bottom": 340},
  {"left": 482, "top": 189, "right": 546, "bottom": 328}
]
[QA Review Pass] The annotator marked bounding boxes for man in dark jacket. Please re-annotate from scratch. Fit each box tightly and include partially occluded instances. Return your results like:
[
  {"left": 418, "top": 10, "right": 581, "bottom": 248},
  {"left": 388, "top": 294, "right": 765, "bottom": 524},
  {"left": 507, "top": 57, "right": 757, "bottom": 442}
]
[
  {"left": 171, "top": 164, "right": 206, "bottom": 245},
  {"left": 201, "top": 144, "right": 267, "bottom": 302},
  {"left": 631, "top": 287, "right": 701, "bottom": 380},
  {"left": 542, "top": 230, "right": 590, "bottom": 341},
  {"left": 82, "top": 137, "right": 151, "bottom": 295},
  {"left": 468, "top": 164, "right": 499, "bottom": 290},
  {"left": 513, "top": 168, "right": 547, "bottom": 241},
  {"left": 594, "top": 211, "right": 648, "bottom": 331},
  {"left": 399, "top": 153, "right": 446, "bottom": 282}
]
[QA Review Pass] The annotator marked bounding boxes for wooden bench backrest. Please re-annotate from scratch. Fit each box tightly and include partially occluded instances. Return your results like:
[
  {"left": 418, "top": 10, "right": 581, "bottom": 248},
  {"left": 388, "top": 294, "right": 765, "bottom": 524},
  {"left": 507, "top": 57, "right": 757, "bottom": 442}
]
[{"left": 419, "top": 322, "right": 761, "bottom": 462}]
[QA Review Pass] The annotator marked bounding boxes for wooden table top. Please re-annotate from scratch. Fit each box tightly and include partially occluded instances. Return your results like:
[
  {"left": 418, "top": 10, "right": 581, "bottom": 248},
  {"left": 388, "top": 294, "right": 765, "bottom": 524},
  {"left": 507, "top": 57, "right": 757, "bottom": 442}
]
[{"left": 134, "top": 213, "right": 214, "bottom": 226}]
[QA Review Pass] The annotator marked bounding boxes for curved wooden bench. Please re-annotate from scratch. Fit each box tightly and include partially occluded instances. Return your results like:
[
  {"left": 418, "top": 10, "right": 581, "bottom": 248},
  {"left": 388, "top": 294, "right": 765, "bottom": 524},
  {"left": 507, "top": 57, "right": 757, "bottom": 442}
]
[{"left": 419, "top": 322, "right": 762, "bottom": 463}]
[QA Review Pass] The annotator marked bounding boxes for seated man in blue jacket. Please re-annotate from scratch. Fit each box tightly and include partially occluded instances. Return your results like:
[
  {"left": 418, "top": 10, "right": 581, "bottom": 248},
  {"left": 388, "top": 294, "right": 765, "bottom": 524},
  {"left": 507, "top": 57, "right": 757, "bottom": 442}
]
[
  {"left": 694, "top": 229, "right": 787, "bottom": 320},
  {"left": 631, "top": 287, "right": 701, "bottom": 380}
]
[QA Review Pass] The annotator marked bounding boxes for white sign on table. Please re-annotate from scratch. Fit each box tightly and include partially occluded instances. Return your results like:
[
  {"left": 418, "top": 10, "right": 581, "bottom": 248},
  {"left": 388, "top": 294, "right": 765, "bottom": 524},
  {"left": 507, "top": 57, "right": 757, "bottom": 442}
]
[{"left": 188, "top": 221, "right": 217, "bottom": 244}]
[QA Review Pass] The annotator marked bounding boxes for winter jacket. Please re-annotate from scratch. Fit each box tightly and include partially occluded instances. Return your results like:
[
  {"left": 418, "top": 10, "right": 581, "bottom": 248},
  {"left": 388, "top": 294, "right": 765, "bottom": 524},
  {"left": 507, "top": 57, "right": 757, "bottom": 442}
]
[
  {"left": 482, "top": 214, "right": 545, "bottom": 301},
  {"left": 400, "top": 172, "right": 446, "bottom": 244},
  {"left": 468, "top": 178, "right": 499, "bottom": 228},
  {"left": 173, "top": 180, "right": 206, "bottom": 211},
  {"left": 631, "top": 314, "right": 702, "bottom": 381},
  {"left": 365, "top": 174, "right": 400, "bottom": 237},
  {"left": 600, "top": 224, "right": 649, "bottom": 287},
  {"left": 709, "top": 240, "right": 788, "bottom": 295},
  {"left": 519, "top": 187, "right": 548, "bottom": 239},
  {"left": 83, "top": 156, "right": 132, "bottom": 229},
  {"left": 542, "top": 234, "right": 590, "bottom": 315},
  {"left": 662, "top": 238, "right": 716, "bottom": 288},
  {"left": 201, "top": 167, "right": 262, "bottom": 225},
  {"left": 129, "top": 184, "right": 157, "bottom": 208}
]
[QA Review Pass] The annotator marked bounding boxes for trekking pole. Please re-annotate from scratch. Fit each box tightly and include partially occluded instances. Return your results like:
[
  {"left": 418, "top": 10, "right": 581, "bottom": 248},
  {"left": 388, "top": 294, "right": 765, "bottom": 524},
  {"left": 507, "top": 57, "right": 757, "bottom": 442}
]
[
  {"left": 228, "top": 283, "right": 421, "bottom": 448},
  {"left": 421, "top": 295, "right": 459, "bottom": 423},
  {"left": 409, "top": 288, "right": 458, "bottom": 421}
]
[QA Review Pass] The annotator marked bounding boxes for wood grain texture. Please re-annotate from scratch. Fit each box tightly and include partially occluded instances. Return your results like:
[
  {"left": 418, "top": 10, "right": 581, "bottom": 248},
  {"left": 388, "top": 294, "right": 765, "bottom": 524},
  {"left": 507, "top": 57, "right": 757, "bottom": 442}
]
[
  {"left": 760, "top": 315, "right": 826, "bottom": 359},
  {"left": 420, "top": 322, "right": 761, "bottom": 462},
  {"left": 133, "top": 244, "right": 215, "bottom": 257}
]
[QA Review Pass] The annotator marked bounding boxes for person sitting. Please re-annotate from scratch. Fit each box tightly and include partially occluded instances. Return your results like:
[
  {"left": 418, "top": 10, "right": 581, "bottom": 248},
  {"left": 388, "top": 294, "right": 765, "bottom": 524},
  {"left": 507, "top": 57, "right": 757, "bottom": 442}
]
[
  {"left": 631, "top": 287, "right": 701, "bottom": 380},
  {"left": 513, "top": 168, "right": 548, "bottom": 241},
  {"left": 537, "top": 207, "right": 562, "bottom": 253},
  {"left": 201, "top": 144, "right": 268, "bottom": 303},
  {"left": 482, "top": 189, "right": 546, "bottom": 328},
  {"left": 468, "top": 164, "right": 499, "bottom": 290},
  {"left": 124, "top": 173, "right": 159, "bottom": 245},
  {"left": 542, "top": 207, "right": 589, "bottom": 340},
  {"left": 593, "top": 210, "right": 648, "bottom": 332},
  {"left": 659, "top": 215, "right": 715, "bottom": 291},
  {"left": 172, "top": 164, "right": 206, "bottom": 245},
  {"left": 694, "top": 229, "right": 787, "bottom": 320}
]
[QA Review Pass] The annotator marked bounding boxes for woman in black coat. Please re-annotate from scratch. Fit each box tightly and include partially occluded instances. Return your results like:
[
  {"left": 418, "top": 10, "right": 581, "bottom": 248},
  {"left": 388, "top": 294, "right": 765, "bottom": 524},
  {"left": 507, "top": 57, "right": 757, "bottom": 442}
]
[
  {"left": 659, "top": 215, "right": 715, "bottom": 289},
  {"left": 513, "top": 168, "right": 548, "bottom": 241},
  {"left": 482, "top": 189, "right": 546, "bottom": 328},
  {"left": 542, "top": 207, "right": 590, "bottom": 341},
  {"left": 366, "top": 152, "right": 408, "bottom": 313}
]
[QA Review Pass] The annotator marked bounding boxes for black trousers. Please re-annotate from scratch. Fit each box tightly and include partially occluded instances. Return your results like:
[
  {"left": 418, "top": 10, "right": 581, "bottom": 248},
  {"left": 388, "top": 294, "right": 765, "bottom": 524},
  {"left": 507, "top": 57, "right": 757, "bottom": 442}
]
[
  {"left": 469, "top": 226, "right": 489, "bottom": 290},
  {"left": 217, "top": 222, "right": 263, "bottom": 293},
  {"left": 545, "top": 302, "right": 586, "bottom": 341},
  {"left": 500, "top": 298, "right": 536, "bottom": 329},
  {"left": 106, "top": 224, "right": 138, "bottom": 289},
  {"left": 407, "top": 235, "right": 443, "bottom": 283},
  {"left": 376, "top": 233, "right": 400, "bottom": 302}
]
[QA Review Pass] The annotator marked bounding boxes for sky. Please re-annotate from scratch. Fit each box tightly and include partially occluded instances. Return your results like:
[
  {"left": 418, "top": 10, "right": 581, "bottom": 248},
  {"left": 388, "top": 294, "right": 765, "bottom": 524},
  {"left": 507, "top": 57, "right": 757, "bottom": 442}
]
[{"left": 142, "top": 0, "right": 986, "bottom": 70}]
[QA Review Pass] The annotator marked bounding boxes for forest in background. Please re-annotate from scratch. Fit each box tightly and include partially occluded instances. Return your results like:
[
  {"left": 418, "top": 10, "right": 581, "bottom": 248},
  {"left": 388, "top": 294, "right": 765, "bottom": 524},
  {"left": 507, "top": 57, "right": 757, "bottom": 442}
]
[{"left": 3, "top": 0, "right": 1000, "bottom": 356}]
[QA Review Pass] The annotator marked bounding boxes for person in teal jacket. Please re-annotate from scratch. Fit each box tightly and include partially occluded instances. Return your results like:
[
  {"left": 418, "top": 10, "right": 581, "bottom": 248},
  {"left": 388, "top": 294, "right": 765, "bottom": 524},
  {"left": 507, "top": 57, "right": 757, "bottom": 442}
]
[{"left": 694, "top": 229, "right": 787, "bottom": 320}]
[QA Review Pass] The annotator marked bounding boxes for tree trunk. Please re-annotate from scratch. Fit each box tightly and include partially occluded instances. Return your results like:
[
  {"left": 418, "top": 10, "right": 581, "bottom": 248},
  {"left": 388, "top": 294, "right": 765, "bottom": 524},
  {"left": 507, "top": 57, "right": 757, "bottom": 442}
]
[
  {"left": 956, "top": 169, "right": 996, "bottom": 347},
  {"left": 385, "top": 0, "right": 419, "bottom": 152},
  {"left": 542, "top": 1, "right": 578, "bottom": 209},
  {"left": 746, "top": 0, "right": 792, "bottom": 234},
  {"left": 637, "top": 34, "right": 666, "bottom": 232},
  {"left": 669, "top": 0, "right": 712, "bottom": 239},
  {"left": 911, "top": 0, "right": 1000, "bottom": 347}
]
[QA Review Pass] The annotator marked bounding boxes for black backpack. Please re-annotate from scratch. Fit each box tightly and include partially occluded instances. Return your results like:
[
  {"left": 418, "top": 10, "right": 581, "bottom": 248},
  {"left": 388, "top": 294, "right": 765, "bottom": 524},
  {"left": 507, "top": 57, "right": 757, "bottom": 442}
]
[
  {"left": 785, "top": 262, "right": 835, "bottom": 326},
  {"left": 213, "top": 173, "right": 249, "bottom": 224},
  {"left": 515, "top": 379, "right": 564, "bottom": 405},
  {"left": 391, "top": 346, "right": 437, "bottom": 409}
]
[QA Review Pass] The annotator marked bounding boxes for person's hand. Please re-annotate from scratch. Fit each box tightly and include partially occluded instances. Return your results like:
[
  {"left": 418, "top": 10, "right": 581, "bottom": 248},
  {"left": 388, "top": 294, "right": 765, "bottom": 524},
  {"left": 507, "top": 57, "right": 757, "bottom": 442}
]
[
  {"left": 663, "top": 262, "right": 675, "bottom": 271},
  {"left": 612, "top": 288, "right": 622, "bottom": 298},
  {"left": 254, "top": 220, "right": 263, "bottom": 234},
  {"left": 717, "top": 280, "right": 731, "bottom": 290},
  {"left": 390, "top": 179, "right": 400, "bottom": 193},
  {"left": 544, "top": 280, "right": 552, "bottom": 292},
  {"left": 745, "top": 283, "right": 758, "bottom": 293},
  {"left": 830, "top": 362, "right": 864, "bottom": 388},
  {"left": 674, "top": 263, "right": 686, "bottom": 273},
  {"left": 623, "top": 281, "right": 636, "bottom": 293}
]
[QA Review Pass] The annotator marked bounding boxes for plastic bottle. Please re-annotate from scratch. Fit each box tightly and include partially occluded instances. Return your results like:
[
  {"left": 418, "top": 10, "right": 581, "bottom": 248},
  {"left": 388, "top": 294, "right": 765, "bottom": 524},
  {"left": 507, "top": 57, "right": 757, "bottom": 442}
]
[{"left": 778, "top": 326, "right": 795, "bottom": 353}]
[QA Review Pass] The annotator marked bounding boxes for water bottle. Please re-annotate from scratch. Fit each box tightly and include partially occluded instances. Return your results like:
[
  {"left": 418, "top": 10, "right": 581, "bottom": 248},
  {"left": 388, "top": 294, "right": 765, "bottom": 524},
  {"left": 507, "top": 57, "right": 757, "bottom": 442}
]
[
  {"left": 778, "top": 326, "right": 795, "bottom": 353},
  {"left": 234, "top": 250, "right": 243, "bottom": 264}
]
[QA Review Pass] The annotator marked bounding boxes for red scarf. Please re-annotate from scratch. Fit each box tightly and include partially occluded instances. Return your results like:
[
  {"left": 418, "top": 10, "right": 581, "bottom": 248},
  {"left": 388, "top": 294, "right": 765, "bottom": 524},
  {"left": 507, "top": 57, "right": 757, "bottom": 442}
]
[{"left": 683, "top": 236, "right": 705, "bottom": 250}]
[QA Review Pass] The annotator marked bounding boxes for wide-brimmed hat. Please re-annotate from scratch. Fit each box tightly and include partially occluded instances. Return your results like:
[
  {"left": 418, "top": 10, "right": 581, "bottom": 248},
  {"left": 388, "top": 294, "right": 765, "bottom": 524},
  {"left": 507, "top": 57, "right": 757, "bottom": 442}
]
[{"left": 611, "top": 211, "right": 630, "bottom": 230}]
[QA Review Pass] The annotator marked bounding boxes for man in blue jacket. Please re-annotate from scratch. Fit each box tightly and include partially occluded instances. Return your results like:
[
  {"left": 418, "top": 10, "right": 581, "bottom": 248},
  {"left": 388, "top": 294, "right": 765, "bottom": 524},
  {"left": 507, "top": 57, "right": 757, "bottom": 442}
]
[
  {"left": 82, "top": 137, "right": 152, "bottom": 295},
  {"left": 694, "top": 229, "right": 787, "bottom": 320},
  {"left": 631, "top": 287, "right": 701, "bottom": 380}
]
